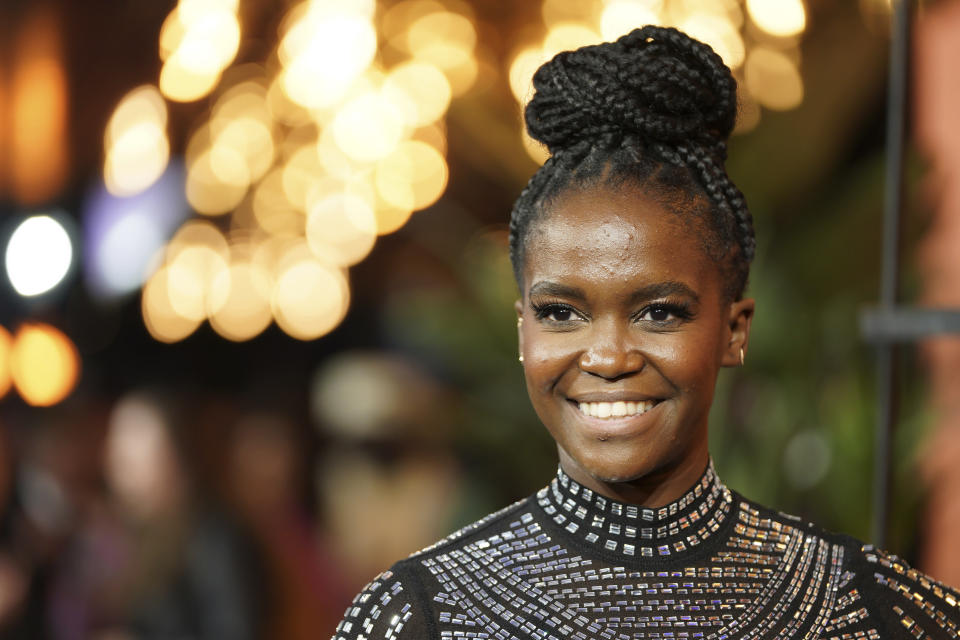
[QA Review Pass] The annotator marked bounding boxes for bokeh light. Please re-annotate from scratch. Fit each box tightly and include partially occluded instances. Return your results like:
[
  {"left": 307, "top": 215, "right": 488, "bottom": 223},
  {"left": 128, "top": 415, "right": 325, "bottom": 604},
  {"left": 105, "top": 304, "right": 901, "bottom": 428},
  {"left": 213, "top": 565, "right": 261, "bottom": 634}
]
[
  {"left": 84, "top": 163, "right": 190, "bottom": 299},
  {"left": 5, "top": 215, "right": 73, "bottom": 297},
  {"left": 600, "top": 2, "right": 662, "bottom": 40},
  {"left": 272, "top": 245, "right": 350, "bottom": 340},
  {"left": 208, "top": 260, "right": 273, "bottom": 341},
  {"left": 9, "top": 324, "right": 80, "bottom": 407},
  {"left": 104, "top": 85, "right": 170, "bottom": 196},
  {"left": 0, "top": 327, "right": 12, "bottom": 400},
  {"left": 117, "top": 0, "right": 555, "bottom": 341},
  {"left": 375, "top": 140, "right": 448, "bottom": 214},
  {"left": 279, "top": 5, "right": 377, "bottom": 109},
  {"left": 158, "top": 1, "right": 241, "bottom": 102},
  {"left": 142, "top": 265, "right": 203, "bottom": 343},
  {"left": 543, "top": 22, "right": 603, "bottom": 57},
  {"left": 306, "top": 192, "right": 378, "bottom": 267},
  {"left": 165, "top": 221, "right": 230, "bottom": 321},
  {"left": 745, "top": 0, "right": 806, "bottom": 38},
  {"left": 679, "top": 13, "right": 745, "bottom": 69},
  {"left": 186, "top": 146, "right": 250, "bottom": 215},
  {"left": 10, "top": 7, "right": 69, "bottom": 205},
  {"left": 745, "top": 46, "right": 804, "bottom": 110},
  {"left": 383, "top": 62, "right": 452, "bottom": 127},
  {"left": 333, "top": 91, "right": 407, "bottom": 163}
]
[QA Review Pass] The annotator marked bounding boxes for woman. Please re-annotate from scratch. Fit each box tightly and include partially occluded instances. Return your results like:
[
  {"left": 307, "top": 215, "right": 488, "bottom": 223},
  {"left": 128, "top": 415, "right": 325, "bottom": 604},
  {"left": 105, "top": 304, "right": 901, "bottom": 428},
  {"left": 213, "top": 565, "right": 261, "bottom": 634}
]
[{"left": 333, "top": 26, "right": 960, "bottom": 639}]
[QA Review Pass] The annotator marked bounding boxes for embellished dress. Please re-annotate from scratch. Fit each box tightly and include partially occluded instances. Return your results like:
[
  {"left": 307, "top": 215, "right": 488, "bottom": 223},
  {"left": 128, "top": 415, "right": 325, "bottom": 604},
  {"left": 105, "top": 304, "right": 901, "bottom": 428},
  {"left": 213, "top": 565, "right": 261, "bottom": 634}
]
[{"left": 333, "top": 463, "right": 960, "bottom": 639}]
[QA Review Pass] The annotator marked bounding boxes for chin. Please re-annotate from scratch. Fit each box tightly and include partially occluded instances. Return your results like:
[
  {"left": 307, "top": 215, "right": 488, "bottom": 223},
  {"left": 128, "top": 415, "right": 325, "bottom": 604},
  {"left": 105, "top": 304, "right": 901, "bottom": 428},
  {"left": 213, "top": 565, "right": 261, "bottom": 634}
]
[{"left": 570, "top": 445, "right": 657, "bottom": 485}]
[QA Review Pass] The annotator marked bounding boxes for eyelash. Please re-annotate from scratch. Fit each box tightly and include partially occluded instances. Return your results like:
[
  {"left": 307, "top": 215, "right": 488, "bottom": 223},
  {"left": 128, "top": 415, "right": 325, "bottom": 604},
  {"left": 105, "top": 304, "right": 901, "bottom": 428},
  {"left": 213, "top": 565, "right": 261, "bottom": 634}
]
[{"left": 529, "top": 300, "right": 693, "bottom": 326}]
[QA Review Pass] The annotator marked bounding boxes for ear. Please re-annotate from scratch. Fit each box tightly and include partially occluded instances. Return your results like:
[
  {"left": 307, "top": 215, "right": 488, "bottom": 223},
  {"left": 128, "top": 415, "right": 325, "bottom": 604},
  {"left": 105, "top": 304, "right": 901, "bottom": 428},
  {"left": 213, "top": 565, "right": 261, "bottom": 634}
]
[
  {"left": 721, "top": 298, "right": 754, "bottom": 368},
  {"left": 514, "top": 299, "right": 524, "bottom": 357}
]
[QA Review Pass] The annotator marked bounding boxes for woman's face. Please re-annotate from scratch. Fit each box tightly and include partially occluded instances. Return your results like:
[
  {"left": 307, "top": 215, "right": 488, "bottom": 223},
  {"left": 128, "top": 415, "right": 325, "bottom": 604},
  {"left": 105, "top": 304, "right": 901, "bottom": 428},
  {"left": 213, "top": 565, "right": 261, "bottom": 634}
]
[{"left": 517, "top": 182, "right": 753, "bottom": 505}]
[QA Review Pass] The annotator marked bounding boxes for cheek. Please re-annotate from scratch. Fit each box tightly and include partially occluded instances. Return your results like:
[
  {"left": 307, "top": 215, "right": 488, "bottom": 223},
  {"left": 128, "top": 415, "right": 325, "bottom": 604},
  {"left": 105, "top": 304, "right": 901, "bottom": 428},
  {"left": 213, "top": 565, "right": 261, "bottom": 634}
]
[
  {"left": 522, "top": 336, "right": 584, "bottom": 405},
  {"left": 649, "top": 331, "right": 723, "bottom": 388}
]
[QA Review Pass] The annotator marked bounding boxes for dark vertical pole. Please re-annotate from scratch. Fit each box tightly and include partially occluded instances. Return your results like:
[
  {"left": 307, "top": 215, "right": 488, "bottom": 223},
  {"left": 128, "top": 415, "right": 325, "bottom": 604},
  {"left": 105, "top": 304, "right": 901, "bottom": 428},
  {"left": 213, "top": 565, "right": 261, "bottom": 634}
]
[{"left": 872, "top": 0, "right": 912, "bottom": 548}]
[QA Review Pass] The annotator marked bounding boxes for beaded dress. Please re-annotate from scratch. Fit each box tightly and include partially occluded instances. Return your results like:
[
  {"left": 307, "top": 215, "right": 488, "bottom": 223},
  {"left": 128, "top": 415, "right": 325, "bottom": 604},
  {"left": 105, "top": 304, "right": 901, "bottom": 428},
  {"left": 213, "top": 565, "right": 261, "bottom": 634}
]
[{"left": 333, "top": 462, "right": 960, "bottom": 639}]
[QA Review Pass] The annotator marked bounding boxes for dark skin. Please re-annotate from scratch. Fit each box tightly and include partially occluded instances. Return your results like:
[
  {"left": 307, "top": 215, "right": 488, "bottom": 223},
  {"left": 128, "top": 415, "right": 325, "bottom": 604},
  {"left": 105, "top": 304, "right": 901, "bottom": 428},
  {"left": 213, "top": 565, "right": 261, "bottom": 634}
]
[{"left": 515, "top": 181, "right": 754, "bottom": 507}]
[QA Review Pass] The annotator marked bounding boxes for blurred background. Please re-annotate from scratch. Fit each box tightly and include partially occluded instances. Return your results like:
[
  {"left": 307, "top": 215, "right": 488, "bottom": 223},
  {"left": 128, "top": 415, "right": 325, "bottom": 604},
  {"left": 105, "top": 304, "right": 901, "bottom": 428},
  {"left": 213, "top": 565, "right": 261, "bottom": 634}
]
[{"left": 1, "top": 0, "right": 960, "bottom": 637}]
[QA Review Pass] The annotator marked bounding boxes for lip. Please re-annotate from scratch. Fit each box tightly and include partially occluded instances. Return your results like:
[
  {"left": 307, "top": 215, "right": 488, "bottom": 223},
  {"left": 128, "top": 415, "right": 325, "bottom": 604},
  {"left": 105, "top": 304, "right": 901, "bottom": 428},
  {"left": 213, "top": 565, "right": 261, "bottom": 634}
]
[{"left": 564, "top": 397, "right": 664, "bottom": 439}]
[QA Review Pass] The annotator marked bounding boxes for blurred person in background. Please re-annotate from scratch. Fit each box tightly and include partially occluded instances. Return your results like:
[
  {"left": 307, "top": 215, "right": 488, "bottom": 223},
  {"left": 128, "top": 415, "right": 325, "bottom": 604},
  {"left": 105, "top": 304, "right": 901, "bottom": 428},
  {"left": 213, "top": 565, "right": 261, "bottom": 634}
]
[
  {"left": 44, "top": 392, "right": 263, "bottom": 640},
  {"left": 225, "top": 409, "right": 351, "bottom": 638},
  {"left": 0, "top": 400, "right": 109, "bottom": 639},
  {"left": 312, "top": 351, "right": 470, "bottom": 594},
  {"left": 333, "top": 26, "right": 960, "bottom": 640}
]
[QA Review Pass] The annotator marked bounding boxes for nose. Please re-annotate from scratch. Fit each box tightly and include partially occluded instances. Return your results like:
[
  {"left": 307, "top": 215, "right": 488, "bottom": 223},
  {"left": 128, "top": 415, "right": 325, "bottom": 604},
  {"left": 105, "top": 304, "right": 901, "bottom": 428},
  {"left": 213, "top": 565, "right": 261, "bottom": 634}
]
[{"left": 578, "top": 322, "right": 645, "bottom": 380}]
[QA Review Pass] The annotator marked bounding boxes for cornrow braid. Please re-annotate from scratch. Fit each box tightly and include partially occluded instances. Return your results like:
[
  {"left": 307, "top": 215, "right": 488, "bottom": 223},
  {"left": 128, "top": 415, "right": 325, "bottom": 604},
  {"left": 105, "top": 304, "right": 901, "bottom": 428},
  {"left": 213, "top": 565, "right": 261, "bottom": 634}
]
[{"left": 509, "top": 25, "right": 755, "bottom": 301}]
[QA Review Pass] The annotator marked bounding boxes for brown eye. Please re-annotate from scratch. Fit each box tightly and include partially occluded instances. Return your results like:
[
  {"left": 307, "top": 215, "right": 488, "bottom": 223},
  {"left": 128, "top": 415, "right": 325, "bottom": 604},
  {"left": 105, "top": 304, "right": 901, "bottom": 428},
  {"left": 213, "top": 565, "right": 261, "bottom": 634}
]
[
  {"left": 533, "top": 303, "right": 584, "bottom": 324},
  {"left": 638, "top": 303, "right": 691, "bottom": 325},
  {"left": 647, "top": 306, "right": 672, "bottom": 322}
]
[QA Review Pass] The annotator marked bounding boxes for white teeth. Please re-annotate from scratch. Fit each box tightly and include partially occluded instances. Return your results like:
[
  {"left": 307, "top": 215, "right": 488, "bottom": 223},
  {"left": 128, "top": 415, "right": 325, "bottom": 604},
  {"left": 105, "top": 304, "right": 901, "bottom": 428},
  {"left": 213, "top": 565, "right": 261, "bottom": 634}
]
[{"left": 576, "top": 400, "right": 656, "bottom": 419}]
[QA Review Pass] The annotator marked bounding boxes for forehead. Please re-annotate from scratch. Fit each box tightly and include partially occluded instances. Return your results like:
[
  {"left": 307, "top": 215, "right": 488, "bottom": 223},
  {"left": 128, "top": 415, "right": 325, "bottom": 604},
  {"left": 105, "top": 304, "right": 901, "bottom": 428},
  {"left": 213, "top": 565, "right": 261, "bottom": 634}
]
[{"left": 523, "top": 184, "right": 718, "bottom": 292}]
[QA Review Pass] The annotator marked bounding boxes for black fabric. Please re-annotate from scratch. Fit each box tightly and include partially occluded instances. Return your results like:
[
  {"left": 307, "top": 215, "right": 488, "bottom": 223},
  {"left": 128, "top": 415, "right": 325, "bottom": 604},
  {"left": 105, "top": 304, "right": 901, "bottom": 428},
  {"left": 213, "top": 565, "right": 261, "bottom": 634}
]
[{"left": 333, "top": 464, "right": 960, "bottom": 639}]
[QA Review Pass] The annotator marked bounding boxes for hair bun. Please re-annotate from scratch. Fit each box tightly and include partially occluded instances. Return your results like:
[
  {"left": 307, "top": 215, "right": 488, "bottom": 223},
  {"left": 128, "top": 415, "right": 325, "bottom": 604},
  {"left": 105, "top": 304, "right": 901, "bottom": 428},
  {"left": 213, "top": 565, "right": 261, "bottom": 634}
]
[{"left": 525, "top": 25, "right": 738, "bottom": 155}]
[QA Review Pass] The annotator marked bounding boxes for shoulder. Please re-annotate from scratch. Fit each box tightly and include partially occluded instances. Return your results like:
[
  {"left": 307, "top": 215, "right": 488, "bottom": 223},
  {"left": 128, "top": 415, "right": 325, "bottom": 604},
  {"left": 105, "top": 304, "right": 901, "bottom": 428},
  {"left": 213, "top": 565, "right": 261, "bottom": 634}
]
[
  {"left": 331, "top": 495, "right": 534, "bottom": 640},
  {"left": 332, "top": 563, "right": 428, "bottom": 640},
  {"left": 729, "top": 490, "right": 861, "bottom": 549},
  {"left": 733, "top": 493, "right": 960, "bottom": 637},
  {"left": 838, "top": 544, "right": 960, "bottom": 638}
]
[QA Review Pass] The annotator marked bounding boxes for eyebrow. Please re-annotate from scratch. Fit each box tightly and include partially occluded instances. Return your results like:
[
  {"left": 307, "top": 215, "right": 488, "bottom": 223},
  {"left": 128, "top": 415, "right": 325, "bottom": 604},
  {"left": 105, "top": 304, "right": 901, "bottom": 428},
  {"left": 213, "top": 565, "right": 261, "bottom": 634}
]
[
  {"left": 527, "top": 280, "right": 700, "bottom": 305},
  {"left": 628, "top": 281, "right": 701, "bottom": 305}
]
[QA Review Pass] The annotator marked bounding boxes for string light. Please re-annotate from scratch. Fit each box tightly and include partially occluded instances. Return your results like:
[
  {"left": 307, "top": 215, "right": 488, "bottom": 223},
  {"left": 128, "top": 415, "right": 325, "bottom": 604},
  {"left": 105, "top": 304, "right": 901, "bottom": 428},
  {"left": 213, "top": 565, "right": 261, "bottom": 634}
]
[{"left": 99, "top": 0, "right": 476, "bottom": 342}]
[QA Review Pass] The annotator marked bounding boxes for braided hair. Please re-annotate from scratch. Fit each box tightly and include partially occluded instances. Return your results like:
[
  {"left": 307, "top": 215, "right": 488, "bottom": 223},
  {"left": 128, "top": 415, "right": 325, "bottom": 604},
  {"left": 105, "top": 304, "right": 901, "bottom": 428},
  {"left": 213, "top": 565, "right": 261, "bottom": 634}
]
[{"left": 509, "top": 25, "right": 755, "bottom": 301}]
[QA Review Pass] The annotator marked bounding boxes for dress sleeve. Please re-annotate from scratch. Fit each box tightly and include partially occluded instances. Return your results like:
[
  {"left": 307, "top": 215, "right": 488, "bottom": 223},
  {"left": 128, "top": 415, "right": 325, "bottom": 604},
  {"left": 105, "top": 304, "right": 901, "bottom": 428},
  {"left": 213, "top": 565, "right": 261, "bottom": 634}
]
[
  {"left": 829, "top": 544, "right": 960, "bottom": 639},
  {"left": 331, "top": 565, "right": 432, "bottom": 640}
]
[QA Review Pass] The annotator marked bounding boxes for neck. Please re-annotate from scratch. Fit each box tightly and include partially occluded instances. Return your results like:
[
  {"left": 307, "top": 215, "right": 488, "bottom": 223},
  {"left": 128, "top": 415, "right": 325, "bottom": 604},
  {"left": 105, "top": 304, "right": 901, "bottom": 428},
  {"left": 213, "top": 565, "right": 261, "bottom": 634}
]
[
  {"left": 537, "top": 451, "right": 732, "bottom": 559},
  {"left": 557, "top": 441, "right": 710, "bottom": 508}
]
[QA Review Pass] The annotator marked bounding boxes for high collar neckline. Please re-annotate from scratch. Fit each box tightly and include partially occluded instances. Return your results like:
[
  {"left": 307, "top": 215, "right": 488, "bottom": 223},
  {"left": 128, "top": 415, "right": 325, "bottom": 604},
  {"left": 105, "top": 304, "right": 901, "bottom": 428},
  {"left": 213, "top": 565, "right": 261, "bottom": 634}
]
[{"left": 535, "top": 460, "right": 733, "bottom": 560}]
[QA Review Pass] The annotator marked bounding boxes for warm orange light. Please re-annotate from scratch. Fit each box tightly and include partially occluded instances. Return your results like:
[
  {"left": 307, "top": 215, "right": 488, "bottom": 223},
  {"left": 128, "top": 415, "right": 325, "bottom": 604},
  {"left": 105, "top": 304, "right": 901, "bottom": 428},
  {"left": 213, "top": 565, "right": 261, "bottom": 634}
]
[
  {"left": 0, "top": 327, "right": 12, "bottom": 400},
  {"left": 252, "top": 168, "right": 305, "bottom": 235},
  {"left": 600, "top": 2, "right": 662, "bottom": 40},
  {"left": 11, "top": 8, "right": 69, "bottom": 205},
  {"left": 9, "top": 324, "right": 80, "bottom": 407},
  {"left": 158, "top": 1, "right": 240, "bottom": 103},
  {"left": 332, "top": 91, "right": 407, "bottom": 163},
  {"left": 0, "top": 64, "right": 7, "bottom": 193},
  {"left": 208, "top": 260, "right": 273, "bottom": 341},
  {"left": 142, "top": 266, "right": 203, "bottom": 343},
  {"left": 104, "top": 86, "right": 170, "bottom": 196},
  {"left": 272, "top": 244, "right": 350, "bottom": 340},
  {"left": 306, "top": 192, "right": 377, "bottom": 266},
  {"left": 164, "top": 221, "right": 231, "bottom": 321},
  {"left": 375, "top": 140, "right": 448, "bottom": 214},
  {"left": 509, "top": 47, "right": 547, "bottom": 104},
  {"left": 383, "top": 61, "right": 452, "bottom": 127},
  {"left": 679, "top": 14, "right": 745, "bottom": 69},
  {"left": 542, "top": 22, "right": 602, "bottom": 58},
  {"left": 746, "top": 0, "right": 806, "bottom": 38},
  {"left": 745, "top": 47, "right": 804, "bottom": 110}
]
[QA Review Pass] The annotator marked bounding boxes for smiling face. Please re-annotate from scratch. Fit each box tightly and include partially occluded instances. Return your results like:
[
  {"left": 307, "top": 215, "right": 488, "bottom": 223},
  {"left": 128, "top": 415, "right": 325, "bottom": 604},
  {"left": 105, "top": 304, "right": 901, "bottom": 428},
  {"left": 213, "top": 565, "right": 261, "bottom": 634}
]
[{"left": 517, "top": 181, "right": 753, "bottom": 506}]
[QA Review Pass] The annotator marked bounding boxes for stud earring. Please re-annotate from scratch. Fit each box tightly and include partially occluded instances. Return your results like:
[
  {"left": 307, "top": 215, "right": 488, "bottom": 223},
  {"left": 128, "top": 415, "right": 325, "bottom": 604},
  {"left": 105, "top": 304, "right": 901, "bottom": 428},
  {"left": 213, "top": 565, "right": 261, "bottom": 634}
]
[
  {"left": 518, "top": 354, "right": 524, "bottom": 363},
  {"left": 739, "top": 347, "right": 745, "bottom": 366}
]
